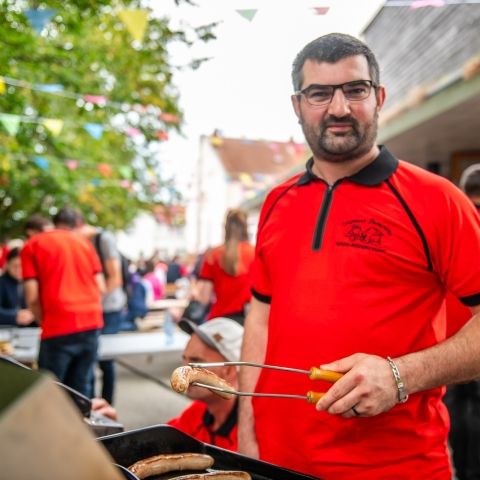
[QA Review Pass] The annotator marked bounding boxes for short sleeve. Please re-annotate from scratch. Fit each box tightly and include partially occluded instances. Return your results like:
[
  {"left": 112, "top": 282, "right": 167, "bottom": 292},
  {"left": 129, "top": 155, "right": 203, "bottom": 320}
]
[
  {"left": 20, "top": 240, "right": 37, "bottom": 280},
  {"left": 432, "top": 185, "right": 480, "bottom": 307},
  {"left": 199, "top": 249, "right": 215, "bottom": 282},
  {"left": 100, "top": 231, "right": 119, "bottom": 260}
]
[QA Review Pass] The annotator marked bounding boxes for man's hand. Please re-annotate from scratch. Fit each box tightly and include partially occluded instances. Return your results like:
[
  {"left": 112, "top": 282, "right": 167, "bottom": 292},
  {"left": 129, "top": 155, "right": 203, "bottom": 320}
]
[
  {"left": 91, "top": 397, "right": 118, "bottom": 421},
  {"left": 16, "top": 309, "right": 35, "bottom": 326},
  {"left": 315, "top": 353, "right": 399, "bottom": 418}
]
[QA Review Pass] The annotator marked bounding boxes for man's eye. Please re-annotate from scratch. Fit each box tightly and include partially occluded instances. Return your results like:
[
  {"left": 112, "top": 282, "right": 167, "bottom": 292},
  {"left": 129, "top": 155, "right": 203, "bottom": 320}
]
[{"left": 308, "top": 89, "right": 331, "bottom": 99}]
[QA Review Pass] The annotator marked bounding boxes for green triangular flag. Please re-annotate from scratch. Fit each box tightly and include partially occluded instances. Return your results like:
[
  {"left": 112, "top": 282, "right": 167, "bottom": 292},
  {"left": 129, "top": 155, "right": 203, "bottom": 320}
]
[
  {"left": 236, "top": 9, "right": 258, "bottom": 22},
  {"left": 0, "top": 113, "right": 21, "bottom": 136}
]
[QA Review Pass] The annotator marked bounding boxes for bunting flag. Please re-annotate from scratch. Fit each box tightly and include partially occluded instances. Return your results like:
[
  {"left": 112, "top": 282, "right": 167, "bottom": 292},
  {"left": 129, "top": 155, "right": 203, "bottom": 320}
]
[
  {"left": 84, "top": 94, "right": 107, "bottom": 105},
  {"left": 34, "top": 156, "right": 49, "bottom": 170},
  {"left": 0, "top": 77, "right": 5, "bottom": 95},
  {"left": 84, "top": 123, "right": 103, "bottom": 140},
  {"left": 159, "top": 112, "right": 180, "bottom": 124},
  {"left": 124, "top": 126, "right": 142, "bottom": 137},
  {"left": 410, "top": 0, "right": 445, "bottom": 7},
  {"left": 66, "top": 159, "right": 79, "bottom": 170},
  {"left": 0, "top": 157, "right": 11, "bottom": 172},
  {"left": 118, "top": 165, "right": 133, "bottom": 178},
  {"left": 312, "top": 7, "right": 330, "bottom": 15},
  {"left": 35, "top": 83, "right": 64, "bottom": 93},
  {"left": 0, "top": 113, "right": 21, "bottom": 136},
  {"left": 97, "top": 163, "right": 113, "bottom": 177},
  {"left": 155, "top": 130, "right": 169, "bottom": 141},
  {"left": 118, "top": 9, "right": 148, "bottom": 43},
  {"left": 119, "top": 179, "right": 131, "bottom": 189},
  {"left": 42, "top": 119, "right": 64, "bottom": 136},
  {"left": 24, "top": 8, "right": 57, "bottom": 34},
  {"left": 236, "top": 9, "right": 258, "bottom": 22},
  {"left": 210, "top": 135, "right": 224, "bottom": 147}
]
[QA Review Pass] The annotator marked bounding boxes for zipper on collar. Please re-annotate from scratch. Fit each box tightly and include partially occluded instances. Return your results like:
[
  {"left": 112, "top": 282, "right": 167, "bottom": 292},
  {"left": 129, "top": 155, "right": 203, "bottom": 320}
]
[{"left": 312, "top": 183, "right": 337, "bottom": 251}]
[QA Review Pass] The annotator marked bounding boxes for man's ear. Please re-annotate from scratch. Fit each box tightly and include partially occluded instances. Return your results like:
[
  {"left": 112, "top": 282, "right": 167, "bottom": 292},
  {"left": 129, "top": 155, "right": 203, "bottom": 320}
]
[
  {"left": 291, "top": 95, "right": 302, "bottom": 121},
  {"left": 375, "top": 85, "right": 386, "bottom": 111}
]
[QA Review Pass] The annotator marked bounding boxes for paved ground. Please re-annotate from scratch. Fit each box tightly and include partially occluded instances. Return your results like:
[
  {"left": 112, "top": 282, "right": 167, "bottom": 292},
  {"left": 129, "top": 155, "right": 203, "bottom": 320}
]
[{"left": 104, "top": 350, "right": 190, "bottom": 431}]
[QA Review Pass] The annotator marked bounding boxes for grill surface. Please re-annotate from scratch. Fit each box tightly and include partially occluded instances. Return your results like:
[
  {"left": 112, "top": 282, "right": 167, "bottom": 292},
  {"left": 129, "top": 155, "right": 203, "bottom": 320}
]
[{"left": 99, "top": 424, "right": 319, "bottom": 480}]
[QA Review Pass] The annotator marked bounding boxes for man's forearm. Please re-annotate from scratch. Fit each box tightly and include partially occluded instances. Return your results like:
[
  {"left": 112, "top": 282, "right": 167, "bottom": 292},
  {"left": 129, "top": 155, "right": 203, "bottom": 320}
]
[
  {"left": 238, "top": 299, "right": 269, "bottom": 457},
  {"left": 28, "top": 301, "right": 42, "bottom": 323},
  {"left": 398, "top": 312, "right": 480, "bottom": 395}
]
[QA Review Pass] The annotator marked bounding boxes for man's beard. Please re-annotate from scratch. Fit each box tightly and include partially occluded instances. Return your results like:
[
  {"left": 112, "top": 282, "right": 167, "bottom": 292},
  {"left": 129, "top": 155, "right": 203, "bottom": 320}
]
[{"left": 301, "top": 111, "right": 378, "bottom": 163}]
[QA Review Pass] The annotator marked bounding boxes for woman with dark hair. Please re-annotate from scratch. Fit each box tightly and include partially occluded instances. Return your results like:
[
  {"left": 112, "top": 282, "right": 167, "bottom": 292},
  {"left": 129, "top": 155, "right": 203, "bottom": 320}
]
[{"left": 191, "top": 209, "right": 255, "bottom": 325}]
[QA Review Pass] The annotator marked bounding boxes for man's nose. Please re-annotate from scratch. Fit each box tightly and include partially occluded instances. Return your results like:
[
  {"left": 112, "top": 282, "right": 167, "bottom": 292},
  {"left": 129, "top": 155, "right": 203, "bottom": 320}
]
[{"left": 327, "top": 88, "right": 351, "bottom": 117}]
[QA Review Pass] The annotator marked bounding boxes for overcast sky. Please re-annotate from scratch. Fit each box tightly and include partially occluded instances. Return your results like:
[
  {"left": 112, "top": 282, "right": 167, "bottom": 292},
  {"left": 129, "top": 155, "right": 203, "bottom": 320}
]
[{"left": 152, "top": 0, "right": 385, "bottom": 191}]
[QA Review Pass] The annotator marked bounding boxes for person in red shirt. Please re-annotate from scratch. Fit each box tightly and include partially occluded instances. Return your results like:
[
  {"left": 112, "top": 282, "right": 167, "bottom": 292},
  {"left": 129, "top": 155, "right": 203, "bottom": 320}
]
[
  {"left": 239, "top": 33, "right": 480, "bottom": 480},
  {"left": 21, "top": 207, "right": 104, "bottom": 397},
  {"left": 444, "top": 164, "right": 480, "bottom": 480},
  {"left": 193, "top": 209, "right": 254, "bottom": 324},
  {"left": 168, "top": 317, "right": 243, "bottom": 451}
]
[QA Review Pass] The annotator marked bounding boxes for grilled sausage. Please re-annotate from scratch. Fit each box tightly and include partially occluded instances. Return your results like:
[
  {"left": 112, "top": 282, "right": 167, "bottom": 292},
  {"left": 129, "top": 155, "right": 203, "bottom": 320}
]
[
  {"left": 170, "top": 366, "right": 235, "bottom": 400},
  {"left": 128, "top": 453, "right": 214, "bottom": 479},
  {"left": 172, "top": 471, "right": 252, "bottom": 480}
]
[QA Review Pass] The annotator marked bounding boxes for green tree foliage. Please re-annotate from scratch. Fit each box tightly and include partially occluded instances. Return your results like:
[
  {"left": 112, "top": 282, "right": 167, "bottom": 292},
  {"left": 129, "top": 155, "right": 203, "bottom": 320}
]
[{"left": 0, "top": 0, "right": 216, "bottom": 239}]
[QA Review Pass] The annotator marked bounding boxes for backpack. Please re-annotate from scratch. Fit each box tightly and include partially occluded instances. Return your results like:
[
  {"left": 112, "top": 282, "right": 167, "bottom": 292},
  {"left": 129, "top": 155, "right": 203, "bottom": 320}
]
[{"left": 93, "top": 232, "right": 132, "bottom": 295}]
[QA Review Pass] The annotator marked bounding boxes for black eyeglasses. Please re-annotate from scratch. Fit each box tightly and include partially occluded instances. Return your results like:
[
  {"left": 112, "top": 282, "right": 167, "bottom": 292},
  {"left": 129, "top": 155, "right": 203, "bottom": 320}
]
[{"left": 295, "top": 80, "right": 377, "bottom": 107}]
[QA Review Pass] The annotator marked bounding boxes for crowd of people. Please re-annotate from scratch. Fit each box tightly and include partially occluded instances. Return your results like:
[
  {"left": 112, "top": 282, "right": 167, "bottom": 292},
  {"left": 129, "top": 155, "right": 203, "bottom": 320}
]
[{"left": 2, "top": 31, "right": 480, "bottom": 480}]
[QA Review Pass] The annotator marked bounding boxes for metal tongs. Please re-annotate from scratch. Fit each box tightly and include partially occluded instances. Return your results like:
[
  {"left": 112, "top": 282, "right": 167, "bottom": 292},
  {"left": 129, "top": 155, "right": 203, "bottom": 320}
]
[{"left": 188, "top": 361, "right": 343, "bottom": 404}]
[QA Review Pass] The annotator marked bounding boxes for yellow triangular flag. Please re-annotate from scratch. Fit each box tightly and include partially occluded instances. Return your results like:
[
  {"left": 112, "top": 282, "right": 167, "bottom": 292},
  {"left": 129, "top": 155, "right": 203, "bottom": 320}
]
[
  {"left": 0, "top": 77, "right": 5, "bottom": 95},
  {"left": 43, "top": 118, "right": 64, "bottom": 136},
  {"left": 118, "top": 9, "right": 148, "bottom": 43}
]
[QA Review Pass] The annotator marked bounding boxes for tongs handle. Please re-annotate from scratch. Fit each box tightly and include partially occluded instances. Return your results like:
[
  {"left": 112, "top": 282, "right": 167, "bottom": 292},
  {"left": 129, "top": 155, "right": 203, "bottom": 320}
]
[
  {"left": 306, "top": 391, "right": 325, "bottom": 403},
  {"left": 308, "top": 368, "right": 343, "bottom": 382}
]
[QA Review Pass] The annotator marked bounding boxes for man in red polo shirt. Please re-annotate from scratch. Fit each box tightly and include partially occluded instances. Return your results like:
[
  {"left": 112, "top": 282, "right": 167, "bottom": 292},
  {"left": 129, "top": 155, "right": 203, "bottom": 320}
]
[
  {"left": 168, "top": 317, "right": 243, "bottom": 451},
  {"left": 238, "top": 33, "right": 480, "bottom": 479},
  {"left": 21, "top": 207, "right": 104, "bottom": 397}
]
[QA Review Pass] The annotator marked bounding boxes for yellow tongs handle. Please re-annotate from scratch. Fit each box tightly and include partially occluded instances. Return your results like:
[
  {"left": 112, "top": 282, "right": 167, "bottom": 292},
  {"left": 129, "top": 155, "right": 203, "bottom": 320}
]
[
  {"left": 306, "top": 391, "right": 325, "bottom": 403},
  {"left": 308, "top": 367, "right": 344, "bottom": 382},
  {"left": 305, "top": 368, "right": 343, "bottom": 404}
]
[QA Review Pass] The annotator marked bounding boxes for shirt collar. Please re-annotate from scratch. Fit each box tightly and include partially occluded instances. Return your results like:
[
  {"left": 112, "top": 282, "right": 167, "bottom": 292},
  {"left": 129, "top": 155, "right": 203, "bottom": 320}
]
[
  {"left": 296, "top": 145, "right": 398, "bottom": 187},
  {"left": 202, "top": 400, "right": 238, "bottom": 437}
]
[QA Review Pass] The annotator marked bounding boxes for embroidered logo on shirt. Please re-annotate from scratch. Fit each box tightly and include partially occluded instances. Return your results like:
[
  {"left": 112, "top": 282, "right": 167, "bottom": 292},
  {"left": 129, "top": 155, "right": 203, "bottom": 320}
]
[{"left": 337, "top": 218, "right": 391, "bottom": 253}]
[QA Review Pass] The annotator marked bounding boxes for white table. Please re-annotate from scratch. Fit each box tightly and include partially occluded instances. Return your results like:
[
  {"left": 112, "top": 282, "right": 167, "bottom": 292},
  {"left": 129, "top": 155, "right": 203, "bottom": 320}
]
[{"left": 6, "top": 327, "right": 189, "bottom": 364}]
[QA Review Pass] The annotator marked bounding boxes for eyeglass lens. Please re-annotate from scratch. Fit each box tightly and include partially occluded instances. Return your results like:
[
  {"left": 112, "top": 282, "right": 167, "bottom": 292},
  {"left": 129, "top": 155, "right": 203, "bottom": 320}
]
[{"left": 303, "top": 81, "right": 373, "bottom": 106}]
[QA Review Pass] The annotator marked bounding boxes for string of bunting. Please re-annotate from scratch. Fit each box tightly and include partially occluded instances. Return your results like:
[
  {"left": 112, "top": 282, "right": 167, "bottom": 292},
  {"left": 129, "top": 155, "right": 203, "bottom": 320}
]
[{"left": 0, "top": 75, "right": 180, "bottom": 126}]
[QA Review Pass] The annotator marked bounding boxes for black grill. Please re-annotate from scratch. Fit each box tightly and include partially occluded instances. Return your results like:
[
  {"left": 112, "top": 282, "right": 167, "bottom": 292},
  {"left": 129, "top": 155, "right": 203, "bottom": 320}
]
[{"left": 99, "top": 424, "right": 320, "bottom": 480}]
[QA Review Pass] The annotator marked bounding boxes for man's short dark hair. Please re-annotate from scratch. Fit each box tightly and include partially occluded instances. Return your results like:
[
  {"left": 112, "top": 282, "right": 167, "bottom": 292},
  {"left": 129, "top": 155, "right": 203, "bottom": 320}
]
[
  {"left": 6, "top": 247, "right": 20, "bottom": 262},
  {"left": 291, "top": 33, "right": 380, "bottom": 92},
  {"left": 53, "top": 207, "right": 80, "bottom": 228},
  {"left": 24, "top": 214, "right": 51, "bottom": 233}
]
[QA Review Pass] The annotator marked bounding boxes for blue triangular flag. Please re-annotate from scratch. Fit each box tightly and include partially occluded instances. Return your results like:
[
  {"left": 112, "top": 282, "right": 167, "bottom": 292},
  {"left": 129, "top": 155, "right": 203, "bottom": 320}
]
[
  {"left": 84, "top": 123, "right": 103, "bottom": 140},
  {"left": 24, "top": 9, "right": 57, "bottom": 34},
  {"left": 34, "top": 156, "right": 49, "bottom": 170},
  {"left": 35, "top": 83, "right": 65, "bottom": 93}
]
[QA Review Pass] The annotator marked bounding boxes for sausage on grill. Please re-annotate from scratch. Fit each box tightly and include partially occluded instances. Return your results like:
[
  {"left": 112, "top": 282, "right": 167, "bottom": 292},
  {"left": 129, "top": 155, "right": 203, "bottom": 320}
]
[
  {"left": 172, "top": 471, "right": 252, "bottom": 480},
  {"left": 170, "top": 366, "right": 235, "bottom": 400},
  {"left": 128, "top": 453, "right": 214, "bottom": 479}
]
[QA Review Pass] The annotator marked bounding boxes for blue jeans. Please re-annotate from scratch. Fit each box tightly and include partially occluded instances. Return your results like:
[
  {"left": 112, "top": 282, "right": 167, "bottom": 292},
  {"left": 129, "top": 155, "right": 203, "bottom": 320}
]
[
  {"left": 38, "top": 329, "right": 100, "bottom": 397},
  {"left": 97, "top": 310, "right": 123, "bottom": 404}
]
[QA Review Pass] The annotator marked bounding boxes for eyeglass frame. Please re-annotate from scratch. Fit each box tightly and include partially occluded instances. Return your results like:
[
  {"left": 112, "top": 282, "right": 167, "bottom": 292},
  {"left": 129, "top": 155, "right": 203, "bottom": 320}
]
[{"left": 294, "top": 80, "right": 378, "bottom": 107}]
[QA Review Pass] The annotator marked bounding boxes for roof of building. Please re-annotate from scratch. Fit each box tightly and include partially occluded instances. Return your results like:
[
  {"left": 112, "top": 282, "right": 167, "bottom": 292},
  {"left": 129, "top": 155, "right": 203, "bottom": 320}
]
[{"left": 210, "top": 135, "right": 307, "bottom": 179}]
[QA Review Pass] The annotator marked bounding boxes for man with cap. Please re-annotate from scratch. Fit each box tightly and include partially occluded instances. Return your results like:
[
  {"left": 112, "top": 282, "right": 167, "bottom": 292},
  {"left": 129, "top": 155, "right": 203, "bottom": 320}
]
[{"left": 168, "top": 317, "right": 243, "bottom": 451}]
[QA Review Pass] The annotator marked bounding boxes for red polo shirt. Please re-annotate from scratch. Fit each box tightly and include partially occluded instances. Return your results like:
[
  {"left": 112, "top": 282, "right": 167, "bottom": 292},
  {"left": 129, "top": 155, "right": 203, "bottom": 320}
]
[
  {"left": 251, "top": 146, "right": 480, "bottom": 480},
  {"left": 167, "top": 400, "right": 238, "bottom": 451},
  {"left": 21, "top": 229, "right": 103, "bottom": 339},
  {"left": 199, "top": 242, "right": 254, "bottom": 319}
]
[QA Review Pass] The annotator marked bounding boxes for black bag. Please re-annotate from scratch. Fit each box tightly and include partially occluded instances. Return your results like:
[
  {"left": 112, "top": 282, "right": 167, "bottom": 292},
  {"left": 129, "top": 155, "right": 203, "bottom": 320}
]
[{"left": 182, "top": 300, "right": 209, "bottom": 325}]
